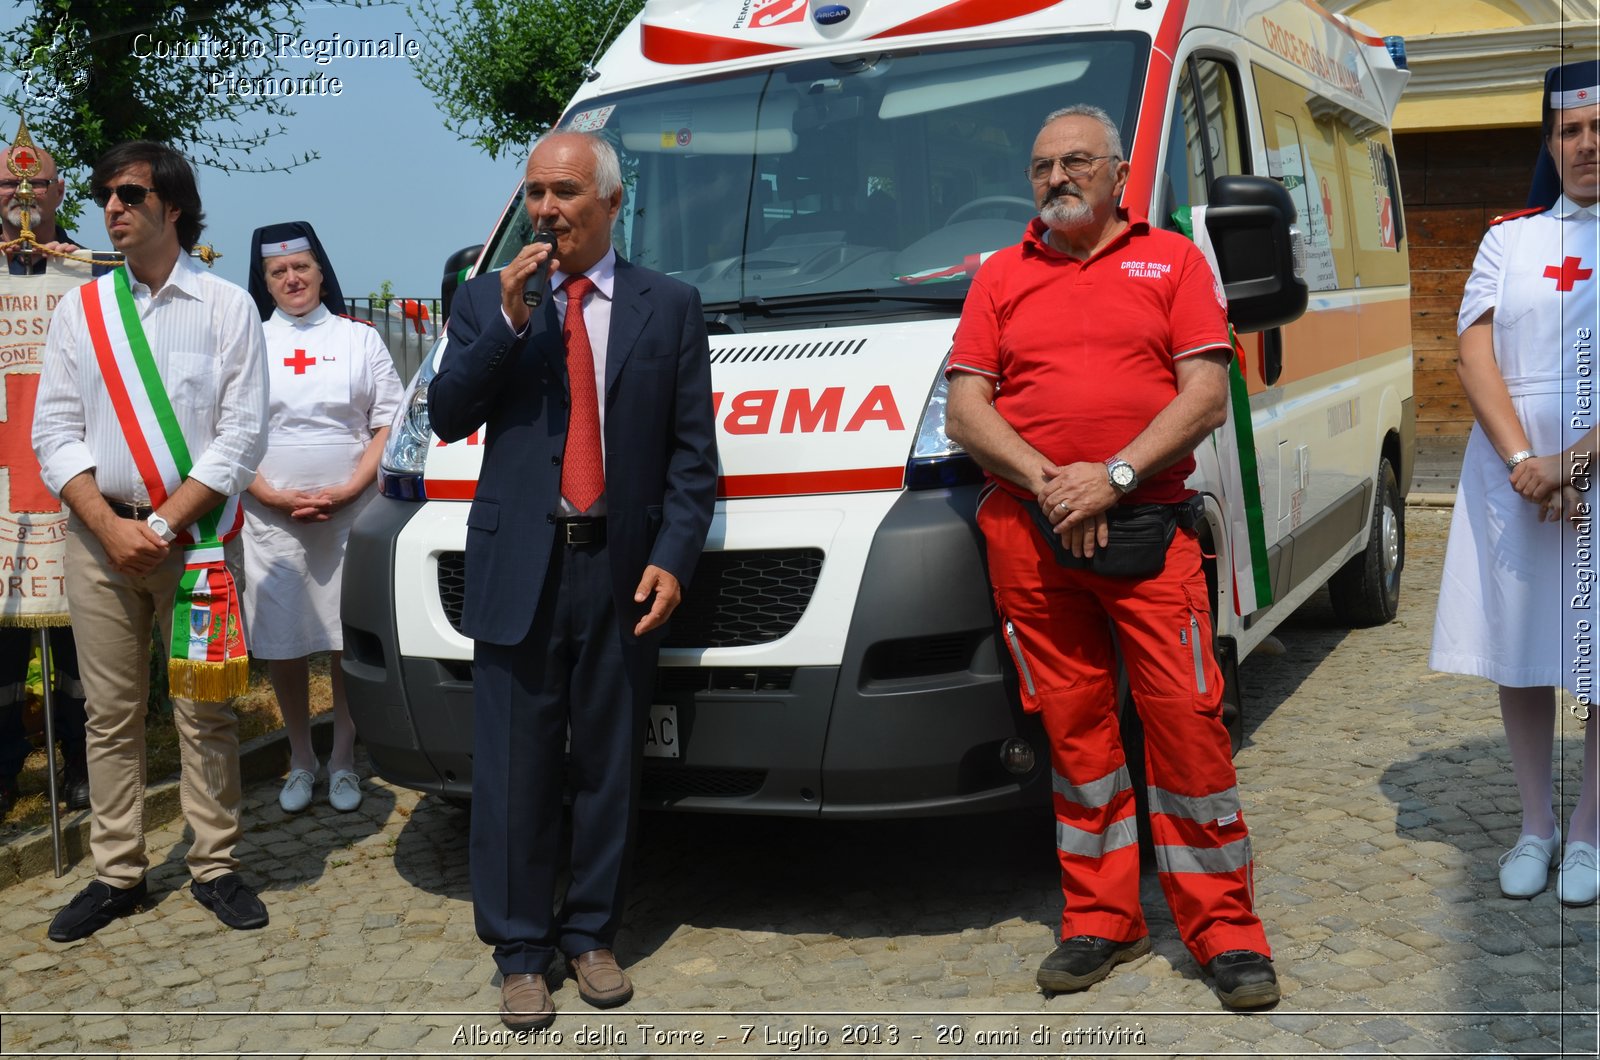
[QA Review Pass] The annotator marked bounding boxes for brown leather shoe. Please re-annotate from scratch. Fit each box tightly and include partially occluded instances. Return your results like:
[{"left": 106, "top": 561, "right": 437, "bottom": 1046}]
[
  {"left": 567, "top": 948, "right": 633, "bottom": 1008},
  {"left": 499, "top": 972, "right": 555, "bottom": 1031}
]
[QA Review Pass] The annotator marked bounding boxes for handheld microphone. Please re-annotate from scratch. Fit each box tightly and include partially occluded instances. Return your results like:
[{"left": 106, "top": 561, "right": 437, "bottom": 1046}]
[{"left": 521, "top": 229, "right": 558, "bottom": 307}]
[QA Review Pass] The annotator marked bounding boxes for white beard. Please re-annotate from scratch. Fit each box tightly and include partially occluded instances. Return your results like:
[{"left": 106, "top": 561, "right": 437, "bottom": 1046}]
[
  {"left": 3, "top": 203, "right": 42, "bottom": 230},
  {"left": 1039, "top": 193, "right": 1091, "bottom": 231}
]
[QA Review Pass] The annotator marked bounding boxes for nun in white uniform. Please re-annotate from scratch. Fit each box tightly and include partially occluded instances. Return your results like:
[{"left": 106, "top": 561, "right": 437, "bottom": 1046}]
[
  {"left": 244, "top": 222, "right": 403, "bottom": 813},
  {"left": 1431, "top": 60, "right": 1600, "bottom": 906}
]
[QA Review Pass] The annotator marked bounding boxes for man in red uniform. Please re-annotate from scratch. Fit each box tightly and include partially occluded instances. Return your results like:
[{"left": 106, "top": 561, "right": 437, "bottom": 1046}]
[{"left": 946, "top": 105, "right": 1277, "bottom": 1010}]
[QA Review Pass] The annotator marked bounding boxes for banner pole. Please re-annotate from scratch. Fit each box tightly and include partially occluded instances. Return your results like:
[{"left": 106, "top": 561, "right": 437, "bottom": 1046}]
[{"left": 38, "top": 628, "right": 64, "bottom": 877}]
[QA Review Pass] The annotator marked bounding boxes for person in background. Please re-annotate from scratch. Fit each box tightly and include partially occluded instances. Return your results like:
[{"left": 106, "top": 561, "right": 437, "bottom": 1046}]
[
  {"left": 0, "top": 141, "right": 91, "bottom": 818},
  {"left": 243, "top": 221, "right": 402, "bottom": 815},
  {"left": 1430, "top": 59, "right": 1600, "bottom": 908}
]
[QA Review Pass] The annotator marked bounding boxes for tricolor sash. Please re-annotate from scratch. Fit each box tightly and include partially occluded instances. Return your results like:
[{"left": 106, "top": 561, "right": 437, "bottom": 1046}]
[{"left": 80, "top": 268, "right": 248, "bottom": 699}]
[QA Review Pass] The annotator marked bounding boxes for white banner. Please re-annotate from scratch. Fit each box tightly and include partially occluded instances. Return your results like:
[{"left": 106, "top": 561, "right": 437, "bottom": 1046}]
[{"left": 0, "top": 255, "right": 95, "bottom": 626}]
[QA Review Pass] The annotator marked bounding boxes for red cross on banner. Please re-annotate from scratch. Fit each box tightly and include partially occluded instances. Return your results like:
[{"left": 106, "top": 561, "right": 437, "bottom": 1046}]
[
  {"left": 1544, "top": 256, "right": 1593, "bottom": 292},
  {"left": 283, "top": 348, "right": 316, "bottom": 375},
  {"left": 0, "top": 372, "right": 61, "bottom": 513}
]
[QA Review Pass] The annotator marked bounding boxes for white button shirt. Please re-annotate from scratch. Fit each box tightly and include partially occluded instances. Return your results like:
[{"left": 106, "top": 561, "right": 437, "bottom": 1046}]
[{"left": 32, "top": 251, "right": 269, "bottom": 504}]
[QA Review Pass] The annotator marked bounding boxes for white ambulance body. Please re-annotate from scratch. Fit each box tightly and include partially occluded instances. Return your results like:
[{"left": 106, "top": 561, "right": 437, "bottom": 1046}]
[{"left": 343, "top": 0, "right": 1413, "bottom": 815}]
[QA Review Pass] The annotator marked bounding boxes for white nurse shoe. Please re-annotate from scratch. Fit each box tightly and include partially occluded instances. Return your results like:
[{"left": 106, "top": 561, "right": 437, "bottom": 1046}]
[
  {"left": 279, "top": 768, "right": 315, "bottom": 814},
  {"left": 1556, "top": 842, "right": 1599, "bottom": 906},
  {"left": 1498, "top": 829, "right": 1560, "bottom": 898},
  {"left": 328, "top": 769, "right": 363, "bottom": 812}
]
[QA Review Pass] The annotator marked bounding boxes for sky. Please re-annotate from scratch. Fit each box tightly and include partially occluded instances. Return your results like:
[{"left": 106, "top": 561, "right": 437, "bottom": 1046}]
[{"left": 0, "top": 3, "right": 529, "bottom": 301}]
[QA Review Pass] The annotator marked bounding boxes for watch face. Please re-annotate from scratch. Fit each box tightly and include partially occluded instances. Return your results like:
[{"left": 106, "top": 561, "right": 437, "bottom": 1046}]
[{"left": 1111, "top": 462, "right": 1136, "bottom": 489}]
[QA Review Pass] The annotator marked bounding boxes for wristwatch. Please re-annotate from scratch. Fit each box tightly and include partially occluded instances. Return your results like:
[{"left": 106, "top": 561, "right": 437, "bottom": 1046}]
[
  {"left": 1106, "top": 457, "right": 1139, "bottom": 494},
  {"left": 146, "top": 512, "right": 176, "bottom": 543}
]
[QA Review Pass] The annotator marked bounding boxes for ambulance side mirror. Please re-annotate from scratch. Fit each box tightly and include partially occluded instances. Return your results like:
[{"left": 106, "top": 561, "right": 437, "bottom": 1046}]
[
  {"left": 1203, "top": 175, "right": 1308, "bottom": 333},
  {"left": 441, "top": 244, "right": 485, "bottom": 323}
]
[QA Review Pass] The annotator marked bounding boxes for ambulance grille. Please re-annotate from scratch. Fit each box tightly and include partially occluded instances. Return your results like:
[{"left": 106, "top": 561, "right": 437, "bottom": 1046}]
[
  {"left": 641, "top": 765, "right": 766, "bottom": 801},
  {"left": 435, "top": 548, "right": 823, "bottom": 648},
  {"left": 709, "top": 337, "right": 867, "bottom": 364},
  {"left": 663, "top": 548, "right": 824, "bottom": 648}
]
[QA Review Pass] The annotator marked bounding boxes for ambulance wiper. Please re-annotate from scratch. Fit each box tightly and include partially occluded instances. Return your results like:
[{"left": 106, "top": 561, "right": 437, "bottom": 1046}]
[{"left": 702, "top": 289, "right": 966, "bottom": 315}]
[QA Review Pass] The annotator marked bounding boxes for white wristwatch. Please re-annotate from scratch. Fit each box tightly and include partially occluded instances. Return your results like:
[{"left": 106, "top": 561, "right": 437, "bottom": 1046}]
[
  {"left": 1105, "top": 457, "right": 1139, "bottom": 494},
  {"left": 146, "top": 512, "right": 176, "bottom": 543}
]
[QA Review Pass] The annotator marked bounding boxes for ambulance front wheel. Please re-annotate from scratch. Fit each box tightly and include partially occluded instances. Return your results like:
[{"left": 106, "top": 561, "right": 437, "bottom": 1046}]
[{"left": 1328, "top": 457, "right": 1404, "bottom": 627}]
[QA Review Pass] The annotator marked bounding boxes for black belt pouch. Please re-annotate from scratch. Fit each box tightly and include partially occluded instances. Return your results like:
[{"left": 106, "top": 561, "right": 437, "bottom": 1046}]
[{"left": 1027, "top": 496, "right": 1201, "bottom": 579}]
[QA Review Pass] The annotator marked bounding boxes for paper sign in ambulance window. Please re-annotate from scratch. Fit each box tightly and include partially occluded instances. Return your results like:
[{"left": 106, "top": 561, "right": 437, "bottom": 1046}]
[
  {"left": 615, "top": 98, "right": 798, "bottom": 155},
  {"left": 879, "top": 58, "right": 1089, "bottom": 120}
]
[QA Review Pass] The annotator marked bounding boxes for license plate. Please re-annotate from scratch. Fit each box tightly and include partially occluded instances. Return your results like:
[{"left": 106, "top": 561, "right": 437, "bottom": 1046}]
[{"left": 644, "top": 703, "right": 679, "bottom": 759}]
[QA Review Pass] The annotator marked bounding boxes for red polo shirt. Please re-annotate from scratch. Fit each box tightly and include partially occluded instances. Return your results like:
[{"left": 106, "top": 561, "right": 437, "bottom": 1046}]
[{"left": 949, "top": 214, "right": 1231, "bottom": 504}]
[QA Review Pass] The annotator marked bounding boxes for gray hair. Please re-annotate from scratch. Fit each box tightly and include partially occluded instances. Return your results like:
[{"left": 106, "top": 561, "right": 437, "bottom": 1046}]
[
  {"left": 528, "top": 130, "right": 623, "bottom": 198},
  {"left": 1041, "top": 105, "right": 1124, "bottom": 160}
]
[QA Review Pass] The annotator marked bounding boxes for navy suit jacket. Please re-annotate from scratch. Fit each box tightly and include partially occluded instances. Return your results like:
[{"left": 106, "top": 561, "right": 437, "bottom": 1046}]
[{"left": 428, "top": 257, "right": 718, "bottom": 647}]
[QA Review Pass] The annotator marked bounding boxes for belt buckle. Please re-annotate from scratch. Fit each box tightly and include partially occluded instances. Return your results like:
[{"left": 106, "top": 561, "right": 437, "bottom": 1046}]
[{"left": 561, "top": 519, "right": 601, "bottom": 547}]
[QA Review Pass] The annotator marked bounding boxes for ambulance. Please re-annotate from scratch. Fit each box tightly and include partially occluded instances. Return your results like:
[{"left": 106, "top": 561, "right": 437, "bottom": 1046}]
[{"left": 342, "top": 0, "right": 1414, "bottom": 816}]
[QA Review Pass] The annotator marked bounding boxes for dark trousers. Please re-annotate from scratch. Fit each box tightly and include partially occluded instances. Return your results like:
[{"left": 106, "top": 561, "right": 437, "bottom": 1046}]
[
  {"left": 0, "top": 626, "right": 86, "bottom": 786},
  {"left": 469, "top": 536, "right": 649, "bottom": 975}
]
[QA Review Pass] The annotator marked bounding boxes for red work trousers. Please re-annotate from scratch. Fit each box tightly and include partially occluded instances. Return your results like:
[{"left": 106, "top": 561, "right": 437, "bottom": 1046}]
[{"left": 977, "top": 487, "right": 1269, "bottom": 964}]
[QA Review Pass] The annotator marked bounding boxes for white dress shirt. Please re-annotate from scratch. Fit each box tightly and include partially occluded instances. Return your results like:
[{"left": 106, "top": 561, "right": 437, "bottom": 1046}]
[{"left": 32, "top": 251, "right": 269, "bottom": 504}]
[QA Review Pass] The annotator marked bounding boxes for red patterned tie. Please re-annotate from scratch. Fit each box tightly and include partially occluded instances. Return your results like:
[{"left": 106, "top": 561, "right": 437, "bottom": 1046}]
[{"left": 560, "top": 275, "right": 604, "bottom": 511}]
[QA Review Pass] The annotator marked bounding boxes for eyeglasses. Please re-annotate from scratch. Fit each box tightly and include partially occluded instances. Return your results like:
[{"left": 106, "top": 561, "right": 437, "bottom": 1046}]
[
  {"left": 1027, "top": 154, "right": 1114, "bottom": 183},
  {"left": 91, "top": 183, "right": 156, "bottom": 208},
  {"left": 0, "top": 178, "right": 56, "bottom": 192}
]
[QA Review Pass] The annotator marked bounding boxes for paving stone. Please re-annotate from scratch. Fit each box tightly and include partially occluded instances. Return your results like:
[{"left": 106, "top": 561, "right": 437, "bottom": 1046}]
[{"left": 0, "top": 510, "right": 1593, "bottom": 1054}]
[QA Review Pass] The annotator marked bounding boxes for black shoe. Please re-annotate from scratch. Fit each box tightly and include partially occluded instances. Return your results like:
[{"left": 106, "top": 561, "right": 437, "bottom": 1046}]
[
  {"left": 59, "top": 771, "right": 89, "bottom": 811},
  {"left": 1206, "top": 950, "right": 1280, "bottom": 1010},
  {"left": 191, "top": 872, "right": 268, "bottom": 930},
  {"left": 48, "top": 878, "right": 147, "bottom": 942},
  {"left": 0, "top": 785, "right": 15, "bottom": 822},
  {"left": 1037, "top": 934, "right": 1152, "bottom": 994}
]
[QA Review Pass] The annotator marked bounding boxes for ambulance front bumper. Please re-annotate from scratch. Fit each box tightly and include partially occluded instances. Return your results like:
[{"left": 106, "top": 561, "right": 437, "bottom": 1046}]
[{"left": 341, "top": 486, "right": 1048, "bottom": 817}]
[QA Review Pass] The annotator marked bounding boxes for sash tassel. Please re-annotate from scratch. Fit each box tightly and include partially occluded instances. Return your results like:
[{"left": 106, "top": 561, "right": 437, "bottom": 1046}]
[{"left": 167, "top": 546, "right": 248, "bottom": 699}]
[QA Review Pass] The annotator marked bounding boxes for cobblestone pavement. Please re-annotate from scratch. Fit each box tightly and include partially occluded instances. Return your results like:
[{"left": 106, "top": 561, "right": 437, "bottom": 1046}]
[{"left": 0, "top": 507, "right": 1597, "bottom": 1058}]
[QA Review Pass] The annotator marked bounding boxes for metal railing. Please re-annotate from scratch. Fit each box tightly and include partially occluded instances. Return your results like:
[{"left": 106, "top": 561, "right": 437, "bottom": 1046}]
[{"left": 341, "top": 296, "right": 441, "bottom": 381}]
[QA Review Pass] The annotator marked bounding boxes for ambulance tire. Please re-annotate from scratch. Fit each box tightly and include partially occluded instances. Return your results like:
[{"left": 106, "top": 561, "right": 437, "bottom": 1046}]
[{"left": 1328, "top": 458, "right": 1404, "bottom": 627}]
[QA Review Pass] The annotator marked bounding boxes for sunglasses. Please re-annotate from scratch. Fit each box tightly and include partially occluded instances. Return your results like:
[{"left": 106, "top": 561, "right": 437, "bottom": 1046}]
[{"left": 91, "top": 183, "right": 156, "bottom": 208}]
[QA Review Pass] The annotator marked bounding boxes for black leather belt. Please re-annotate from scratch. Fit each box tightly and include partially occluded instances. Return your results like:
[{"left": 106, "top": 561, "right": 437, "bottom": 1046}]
[
  {"left": 556, "top": 517, "right": 605, "bottom": 547},
  {"left": 107, "top": 499, "right": 155, "bottom": 520}
]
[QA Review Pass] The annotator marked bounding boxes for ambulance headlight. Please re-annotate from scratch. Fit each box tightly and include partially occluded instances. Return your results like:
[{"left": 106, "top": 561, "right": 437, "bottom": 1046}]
[
  {"left": 379, "top": 340, "right": 441, "bottom": 498},
  {"left": 906, "top": 367, "right": 982, "bottom": 490}
]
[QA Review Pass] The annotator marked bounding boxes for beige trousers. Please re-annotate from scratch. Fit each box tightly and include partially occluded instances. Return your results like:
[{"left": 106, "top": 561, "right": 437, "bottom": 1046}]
[{"left": 65, "top": 522, "right": 244, "bottom": 886}]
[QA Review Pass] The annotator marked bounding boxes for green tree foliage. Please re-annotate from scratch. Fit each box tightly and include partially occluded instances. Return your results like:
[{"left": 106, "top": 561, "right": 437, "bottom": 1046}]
[
  {"left": 409, "top": 0, "right": 644, "bottom": 159},
  {"left": 1, "top": 1, "right": 380, "bottom": 203}
]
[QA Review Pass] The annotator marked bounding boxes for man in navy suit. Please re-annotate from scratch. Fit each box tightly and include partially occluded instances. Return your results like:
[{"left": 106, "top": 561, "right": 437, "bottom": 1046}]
[{"left": 428, "top": 131, "right": 717, "bottom": 1031}]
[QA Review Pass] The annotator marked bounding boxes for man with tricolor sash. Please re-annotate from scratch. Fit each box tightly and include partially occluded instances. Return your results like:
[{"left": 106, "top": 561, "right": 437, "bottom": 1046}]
[
  {"left": 945, "top": 106, "right": 1277, "bottom": 1011},
  {"left": 31, "top": 141, "right": 269, "bottom": 940}
]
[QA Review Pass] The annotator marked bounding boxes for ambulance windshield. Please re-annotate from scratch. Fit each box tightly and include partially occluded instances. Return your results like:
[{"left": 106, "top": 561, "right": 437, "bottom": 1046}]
[{"left": 493, "top": 33, "right": 1145, "bottom": 324}]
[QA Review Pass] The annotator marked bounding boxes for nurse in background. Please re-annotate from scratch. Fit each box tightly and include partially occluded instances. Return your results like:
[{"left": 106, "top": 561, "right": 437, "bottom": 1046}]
[
  {"left": 1430, "top": 60, "right": 1600, "bottom": 907},
  {"left": 244, "top": 222, "right": 403, "bottom": 813}
]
